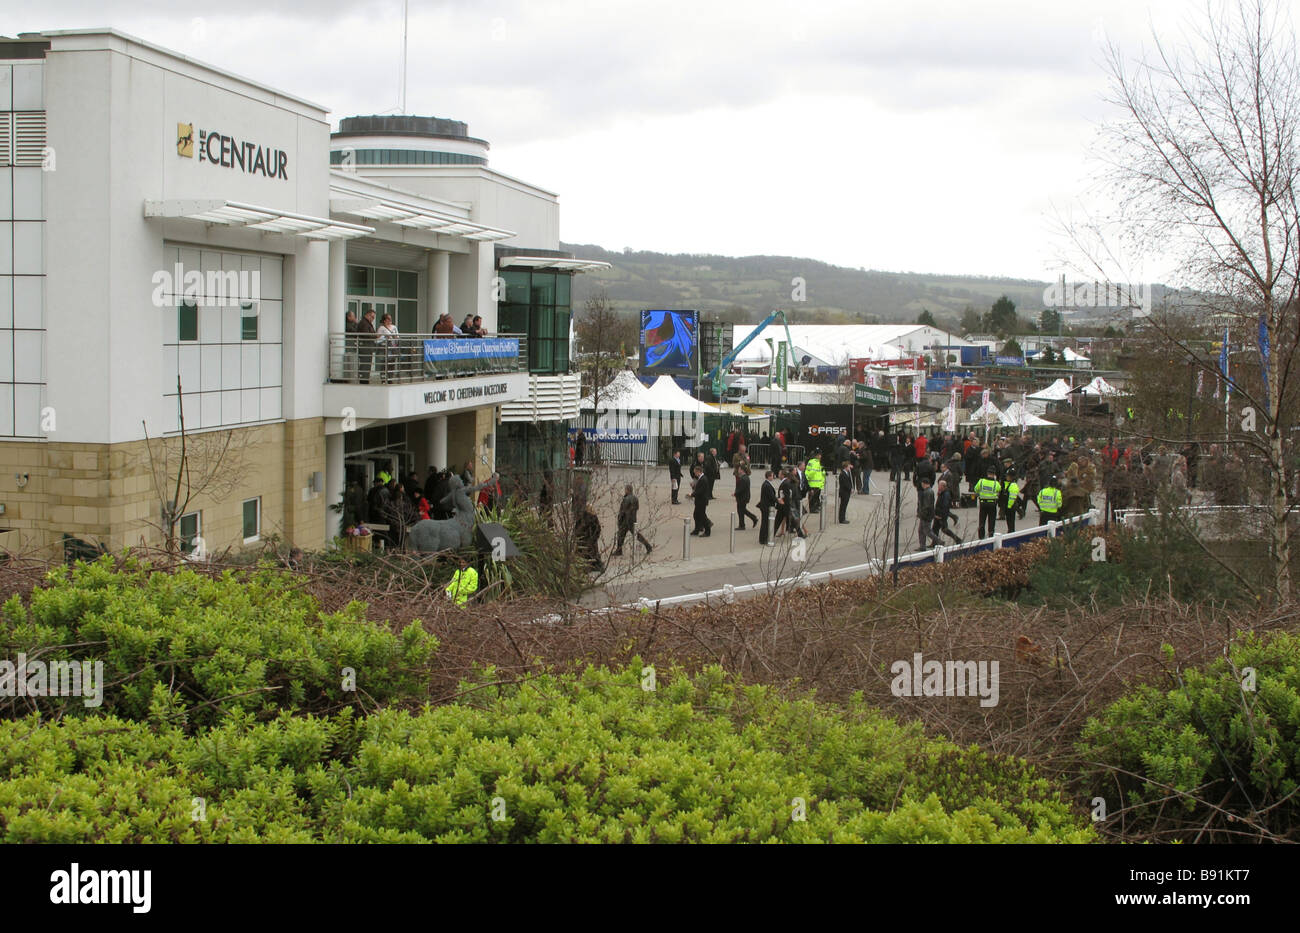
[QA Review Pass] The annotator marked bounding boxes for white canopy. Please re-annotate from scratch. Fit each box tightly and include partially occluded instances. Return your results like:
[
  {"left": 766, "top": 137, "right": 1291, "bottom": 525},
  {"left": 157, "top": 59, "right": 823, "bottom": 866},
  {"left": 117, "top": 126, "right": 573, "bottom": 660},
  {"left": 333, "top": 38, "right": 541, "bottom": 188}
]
[
  {"left": 1062, "top": 347, "right": 1090, "bottom": 363},
  {"left": 1079, "top": 376, "right": 1121, "bottom": 396},
  {"left": 644, "top": 375, "right": 725, "bottom": 413},
  {"left": 578, "top": 370, "right": 657, "bottom": 410},
  {"left": 1026, "top": 378, "right": 1073, "bottom": 401},
  {"left": 1001, "top": 401, "right": 1056, "bottom": 427},
  {"left": 969, "top": 399, "right": 1002, "bottom": 421}
]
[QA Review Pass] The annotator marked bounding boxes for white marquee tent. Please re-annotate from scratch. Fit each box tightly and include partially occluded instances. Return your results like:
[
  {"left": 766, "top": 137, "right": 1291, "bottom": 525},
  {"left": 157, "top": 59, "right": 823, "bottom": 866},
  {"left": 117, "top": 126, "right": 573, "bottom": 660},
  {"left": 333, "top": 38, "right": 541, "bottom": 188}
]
[
  {"left": 578, "top": 370, "right": 657, "bottom": 410},
  {"left": 1001, "top": 402, "right": 1056, "bottom": 427},
  {"left": 645, "top": 375, "right": 725, "bottom": 413},
  {"left": 1026, "top": 378, "right": 1073, "bottom": 402}
]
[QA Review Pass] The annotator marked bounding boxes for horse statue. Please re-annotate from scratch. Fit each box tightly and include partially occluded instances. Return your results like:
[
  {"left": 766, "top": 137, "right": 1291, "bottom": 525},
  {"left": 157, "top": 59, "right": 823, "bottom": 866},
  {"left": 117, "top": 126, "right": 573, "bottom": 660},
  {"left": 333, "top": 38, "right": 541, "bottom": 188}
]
[{"left": 409, "top": 475, "right": 481, "bottom": 552}]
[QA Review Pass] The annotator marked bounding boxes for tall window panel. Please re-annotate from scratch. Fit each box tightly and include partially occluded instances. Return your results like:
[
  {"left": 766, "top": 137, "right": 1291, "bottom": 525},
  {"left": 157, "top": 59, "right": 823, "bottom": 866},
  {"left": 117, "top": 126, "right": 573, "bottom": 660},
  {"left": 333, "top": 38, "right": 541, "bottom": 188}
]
[
  {"left": 159, "top": 245, "right": 283, "bottom": 433},
  {"left": 0, "top": 61, "right": 47, "bottom": 438}
]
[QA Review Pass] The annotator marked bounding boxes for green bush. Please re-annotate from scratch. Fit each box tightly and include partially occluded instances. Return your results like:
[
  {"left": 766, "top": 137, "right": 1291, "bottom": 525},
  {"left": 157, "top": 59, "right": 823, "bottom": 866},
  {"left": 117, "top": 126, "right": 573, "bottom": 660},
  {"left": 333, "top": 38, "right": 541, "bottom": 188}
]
[
  {"left": 1020, "top": 505, "right": 1247, "bottom": 608},
  {"left": 1078, "top": 631, "right": 1300, "bottom": 841},
  {"left": 0, "top": 664, "right": 1095, "bottom": 843},
  {"left": 0, "top": 555, "right": 438, "bottom": 727}
]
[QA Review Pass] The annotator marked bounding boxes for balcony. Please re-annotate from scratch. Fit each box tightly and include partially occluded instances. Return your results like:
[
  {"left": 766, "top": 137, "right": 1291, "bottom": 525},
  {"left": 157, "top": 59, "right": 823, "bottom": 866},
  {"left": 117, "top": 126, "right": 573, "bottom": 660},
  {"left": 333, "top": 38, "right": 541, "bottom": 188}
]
[
  {"left": 323, "top": 333, "right": 530, "bottom": 422},
  {"left": 327, "top": 333, "right": 527, "bottom": 384}
]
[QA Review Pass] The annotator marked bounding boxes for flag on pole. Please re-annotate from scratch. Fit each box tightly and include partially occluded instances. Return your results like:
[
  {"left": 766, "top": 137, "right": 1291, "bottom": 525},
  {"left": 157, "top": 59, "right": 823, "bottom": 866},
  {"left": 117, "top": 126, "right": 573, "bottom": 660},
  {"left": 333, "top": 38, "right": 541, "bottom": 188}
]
[
  {"left": 1196, "top": 369, "right": 1204, "bottom": 397},
  {"left": 1258, "top": 314, "right": 1270, "bottom": 415},
  {"left": 911, "top": 383, "right": 921, "bottom": 405},
  {"left": 1220, "top": 326, "right": 1231, "bottom": 400},
  {"left": 981, "top": 388, "right": 990, "bottom": 407}
]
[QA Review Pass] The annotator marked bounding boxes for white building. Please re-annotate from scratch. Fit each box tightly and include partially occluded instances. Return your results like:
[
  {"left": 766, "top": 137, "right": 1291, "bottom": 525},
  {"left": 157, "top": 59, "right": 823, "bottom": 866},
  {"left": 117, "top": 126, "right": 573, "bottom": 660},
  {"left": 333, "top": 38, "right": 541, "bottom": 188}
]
[
  {"left": 0, "top": 28, "right": 604, "bottom": 556},
  {"left": 730, "top": 323, "right": 974, "bottom": 369}
]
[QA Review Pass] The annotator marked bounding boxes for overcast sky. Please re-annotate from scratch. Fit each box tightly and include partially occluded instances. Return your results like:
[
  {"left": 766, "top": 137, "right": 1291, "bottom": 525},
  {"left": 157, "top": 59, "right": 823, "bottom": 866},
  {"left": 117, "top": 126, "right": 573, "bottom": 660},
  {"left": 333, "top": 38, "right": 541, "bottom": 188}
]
[{"left": 14, "top": 0, "right": 1226, "bottom": 281}]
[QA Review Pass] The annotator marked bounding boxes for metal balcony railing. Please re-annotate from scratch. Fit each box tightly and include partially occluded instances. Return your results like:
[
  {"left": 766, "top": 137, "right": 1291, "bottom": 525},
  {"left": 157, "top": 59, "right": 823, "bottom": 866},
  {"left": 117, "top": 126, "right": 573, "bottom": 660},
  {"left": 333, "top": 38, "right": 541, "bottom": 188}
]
[{"left": 328, "top": 333, "right": 527, "bottom": 385}]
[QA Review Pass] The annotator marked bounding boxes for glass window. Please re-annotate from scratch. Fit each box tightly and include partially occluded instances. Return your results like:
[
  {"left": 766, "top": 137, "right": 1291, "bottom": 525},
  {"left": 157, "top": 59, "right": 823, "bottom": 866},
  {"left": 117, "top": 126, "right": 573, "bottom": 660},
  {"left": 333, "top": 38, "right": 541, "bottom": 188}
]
[
  {"left": 534, "top": 338, "right": 554, "bottom": 372},
  {"left": 178, "top": 301, "right": 198, "bottom": 342},
  {"left": 347, "top": 265, "right": 370, "bottom": 293},
  {"left": 530, "top": 272, "right": 556, "bottom": 307},
  {"left": 503, "top": 270, "right": 530, "bottom": 305},
  {"left": 556, "top": 274, "right": 571, "bottom": 307},
  {"left": 499, "top": 303, "right": 528, "bottom": 334},
  {"left": 373, "top": 268, "right": 398, "bottom": 297},
  {"left": 241, "top": 302, "right": 258, "bottom": 340},
  {"left": 398, "top": 300, "right": 418, "bottom": 335},
  {"left": 398, "top": 270, "right": 418, "bottom": 299},
  {"left": 179, "top": 512, "right": 201, "bottom": 554},
  {"left": 242, "top": 498, "right": 261, "bottom": 542}
]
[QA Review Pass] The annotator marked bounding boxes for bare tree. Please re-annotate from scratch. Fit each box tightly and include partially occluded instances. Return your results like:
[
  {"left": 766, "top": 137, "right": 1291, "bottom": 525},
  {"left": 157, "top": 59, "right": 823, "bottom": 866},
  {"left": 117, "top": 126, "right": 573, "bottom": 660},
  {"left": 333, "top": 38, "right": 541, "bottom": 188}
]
[
  {"left": 574, "top": 287, "right": 637, "bottom": 411},
  {"left": 1078, "top": 0, "right": 1300, "bottom": 599},
  {"left": 141, "top": 377, "right": 257, "bottom": 554}
]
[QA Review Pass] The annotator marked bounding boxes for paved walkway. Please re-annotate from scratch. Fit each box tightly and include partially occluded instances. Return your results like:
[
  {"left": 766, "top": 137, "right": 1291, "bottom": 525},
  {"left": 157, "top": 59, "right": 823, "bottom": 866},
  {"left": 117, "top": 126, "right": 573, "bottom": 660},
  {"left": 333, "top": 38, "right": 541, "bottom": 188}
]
[{"left": 579, "top": 464, "right": 969, "bottom": 607}]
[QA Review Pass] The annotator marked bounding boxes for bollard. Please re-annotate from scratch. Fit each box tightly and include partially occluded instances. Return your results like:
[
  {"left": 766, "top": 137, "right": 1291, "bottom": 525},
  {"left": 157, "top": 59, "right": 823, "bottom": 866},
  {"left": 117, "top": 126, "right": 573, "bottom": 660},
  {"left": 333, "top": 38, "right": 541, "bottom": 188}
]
[
  {"left": 819, "top": 495, "right": 825, "bottom": 532},
  {"left": 730, "top": 514, "right": 735, "bottom": 553},
  {"left": 682, "top": 517, "right": 690, "bottom": 559}
]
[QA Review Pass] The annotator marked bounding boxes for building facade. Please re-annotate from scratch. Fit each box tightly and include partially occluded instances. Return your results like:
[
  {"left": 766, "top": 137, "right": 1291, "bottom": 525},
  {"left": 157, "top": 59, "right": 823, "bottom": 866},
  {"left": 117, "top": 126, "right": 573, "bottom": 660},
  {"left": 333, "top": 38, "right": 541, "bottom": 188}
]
[{"left": 0, "top": 28, "right": 603, "bottom": 557}]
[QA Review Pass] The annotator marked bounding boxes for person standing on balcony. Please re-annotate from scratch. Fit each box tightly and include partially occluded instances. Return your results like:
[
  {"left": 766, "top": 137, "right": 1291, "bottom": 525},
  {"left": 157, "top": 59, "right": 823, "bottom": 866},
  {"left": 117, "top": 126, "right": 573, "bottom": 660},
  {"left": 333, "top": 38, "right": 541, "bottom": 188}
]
[
  {"left": 344, "top": 309, "right": 359, "bottom": 381},
  {"left": 434, "top": 313, "right": 455, "bottom": 335},
  {"left": 357, "top": 308, "right": 377, "bottom": 384},
  {"left": 376, "top": 313, "right": 399, "bottom": 383},
  {"left": 472, "top": 315, "right": 487, "bottom": 337},
  {"left": 460, "top": 314, "right": 476, "bottom": 337}
]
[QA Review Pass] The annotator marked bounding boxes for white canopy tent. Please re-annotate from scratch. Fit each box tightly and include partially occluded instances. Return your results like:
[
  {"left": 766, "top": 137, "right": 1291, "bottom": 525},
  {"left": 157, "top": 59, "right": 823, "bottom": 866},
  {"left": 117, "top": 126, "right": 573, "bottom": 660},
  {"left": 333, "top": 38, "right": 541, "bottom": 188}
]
[
  {"left": 578, "top": 370, "right": 657, "bottom": 410},
  {"left": 1062, "top": 347, "right": 1091, "bottom": 365},
  {"left": 1001, "top": 402, "right": 1056, "bottom": 427},
  {"left": 644, "top": 375, "right": 725, "bottom": 413},
  {"left": 1026, "top": 378, "right": 1073, "bottom": 402},
  {"left": 1078, "top": 376, "right": 1121, "bottom": 397}
]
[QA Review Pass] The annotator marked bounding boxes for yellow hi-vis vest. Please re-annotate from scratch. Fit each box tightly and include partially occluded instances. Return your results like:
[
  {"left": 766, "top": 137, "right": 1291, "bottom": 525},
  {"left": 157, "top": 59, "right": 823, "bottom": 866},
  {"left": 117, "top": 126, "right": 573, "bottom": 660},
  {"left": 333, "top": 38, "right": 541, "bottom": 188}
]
[
  {"left": 1003, "top": 481, "right": 1020, "bottom": 508},
  {"left": 974, "top": 477, "right": 1000, "bottom": 502},
  {"left": 806, "top": 458, "right": 825, "bottom": 489},
  {"left": 445, "top": 566, "right": 478, "bottom": 606},
  {"left": 1037, "top": 486, "right": 1062, "bottom": 514}
]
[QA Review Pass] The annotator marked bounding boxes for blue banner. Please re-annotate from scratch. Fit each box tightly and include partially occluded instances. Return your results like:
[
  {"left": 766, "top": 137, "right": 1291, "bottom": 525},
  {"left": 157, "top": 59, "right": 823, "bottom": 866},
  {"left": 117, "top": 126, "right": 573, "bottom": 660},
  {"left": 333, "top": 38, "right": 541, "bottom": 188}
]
[
  {"left": 1219, "top": 327, "right": 1230, "bottom": 399},
  {"left": 577, "top": 428, "right": 647, "bottom": 444},
  {"left": 1258, "top": 315, "right": 1270, "bottom": 415},
  {"left": 423, "top": 337, "right": 519, "bottom": 363},
  {"left": 995, "top": 355, "right": 1025, "bottom": 367}
]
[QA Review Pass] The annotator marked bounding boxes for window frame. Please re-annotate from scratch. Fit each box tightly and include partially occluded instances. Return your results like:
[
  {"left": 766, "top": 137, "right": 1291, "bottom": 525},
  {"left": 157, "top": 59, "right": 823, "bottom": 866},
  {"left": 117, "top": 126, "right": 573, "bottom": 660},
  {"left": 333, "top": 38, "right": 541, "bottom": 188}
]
[
  {"left": 241, "top": 497, "right": 261, "bottom": 543},
  {"left": 179, "top": 510, "right": 202, "bottom": 555}
]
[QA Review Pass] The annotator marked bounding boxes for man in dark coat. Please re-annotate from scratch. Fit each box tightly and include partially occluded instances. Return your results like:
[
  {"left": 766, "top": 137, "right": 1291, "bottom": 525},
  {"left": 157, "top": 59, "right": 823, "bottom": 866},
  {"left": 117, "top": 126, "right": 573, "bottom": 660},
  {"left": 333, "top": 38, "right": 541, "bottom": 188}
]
[
  {"left": 705, "top": 448, "right": 721, "bottom": 482},
  {"left": 668, "top": 450, "right": 683, "bottom": 504},
  {"left": 733, "top": 466, "right": 758, "bottom": 531},
  {"left": 690, "top": 466, "right": 714, "bottom": 536},
  {"left": 613, "top": 484, "right": 652, "bottom": 555},
  {"left": 758, "top": 469, "right": 778, "bottom": 545},
  {"left": 837, "top": 461, "right": 853, "bottom": 524},
  {"left": 356, "top": 308, "right": 377, "bottom": 384},
  {"left": 575, "top": 506, "right": 603, "bottom": 572}
]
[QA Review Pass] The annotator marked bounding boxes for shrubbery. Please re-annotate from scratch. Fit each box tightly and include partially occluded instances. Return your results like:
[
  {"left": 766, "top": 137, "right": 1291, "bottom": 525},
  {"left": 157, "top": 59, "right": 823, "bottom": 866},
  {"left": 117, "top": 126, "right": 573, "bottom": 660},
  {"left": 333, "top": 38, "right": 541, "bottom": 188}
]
[
  {"left": 0, "top": 556, "right": 438, "bottom": 727},
  {"left": 0, "top": 664, "right": 1094, "bottom": 843},
  {"left": 1078, "top": 630, "right": 1300, "bottom": 841}
]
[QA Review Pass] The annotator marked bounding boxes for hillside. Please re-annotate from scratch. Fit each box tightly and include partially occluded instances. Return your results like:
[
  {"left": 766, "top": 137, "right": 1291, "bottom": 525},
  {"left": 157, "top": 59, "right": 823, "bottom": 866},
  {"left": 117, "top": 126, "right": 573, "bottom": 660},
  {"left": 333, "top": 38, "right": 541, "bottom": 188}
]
[{"left": 564, "top": 243, "right": 1125, "bottom": 327}]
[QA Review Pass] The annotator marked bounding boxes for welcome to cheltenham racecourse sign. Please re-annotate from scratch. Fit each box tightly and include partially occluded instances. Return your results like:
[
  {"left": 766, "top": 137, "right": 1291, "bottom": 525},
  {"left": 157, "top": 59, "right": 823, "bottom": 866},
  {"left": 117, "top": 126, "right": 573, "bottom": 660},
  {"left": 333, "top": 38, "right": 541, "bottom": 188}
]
[{"left": 177, "top": 122, "right": 289, "bottom": 181}]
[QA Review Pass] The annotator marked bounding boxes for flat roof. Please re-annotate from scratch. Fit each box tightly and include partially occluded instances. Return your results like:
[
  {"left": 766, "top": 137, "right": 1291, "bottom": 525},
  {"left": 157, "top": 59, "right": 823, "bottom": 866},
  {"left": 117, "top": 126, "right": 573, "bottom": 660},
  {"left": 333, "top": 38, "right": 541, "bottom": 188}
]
[{"left": 33, "top": 28, "right": 330, "bottom": 115}]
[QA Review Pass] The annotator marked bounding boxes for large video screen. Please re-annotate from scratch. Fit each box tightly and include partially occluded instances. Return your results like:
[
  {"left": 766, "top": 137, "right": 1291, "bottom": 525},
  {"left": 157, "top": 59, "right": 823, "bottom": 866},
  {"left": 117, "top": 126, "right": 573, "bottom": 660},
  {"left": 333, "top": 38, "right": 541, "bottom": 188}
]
[{"left": 640, "top": 309, "right": 699, "bottom": 376}]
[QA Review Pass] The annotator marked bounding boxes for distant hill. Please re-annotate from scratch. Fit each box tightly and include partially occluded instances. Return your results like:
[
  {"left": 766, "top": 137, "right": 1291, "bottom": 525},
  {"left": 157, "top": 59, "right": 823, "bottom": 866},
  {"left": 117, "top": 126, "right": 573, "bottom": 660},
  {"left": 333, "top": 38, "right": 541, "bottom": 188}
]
[{"left": 563, "top": 243, "right": 1175, "bottom": 329}]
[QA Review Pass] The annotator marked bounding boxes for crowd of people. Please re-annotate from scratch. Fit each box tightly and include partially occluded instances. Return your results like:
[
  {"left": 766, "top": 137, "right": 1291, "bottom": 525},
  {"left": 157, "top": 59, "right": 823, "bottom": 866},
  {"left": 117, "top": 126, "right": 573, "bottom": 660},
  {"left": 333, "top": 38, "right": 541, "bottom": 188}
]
[
  {"left": 341, "top": 459, "right": 506, "bottom": 551},
  {"left": 660, "top": 425, "right": 1226, "bottom": 551},
  {"left": 342, "top": 308, "right": 493, "bottom": 384}
]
